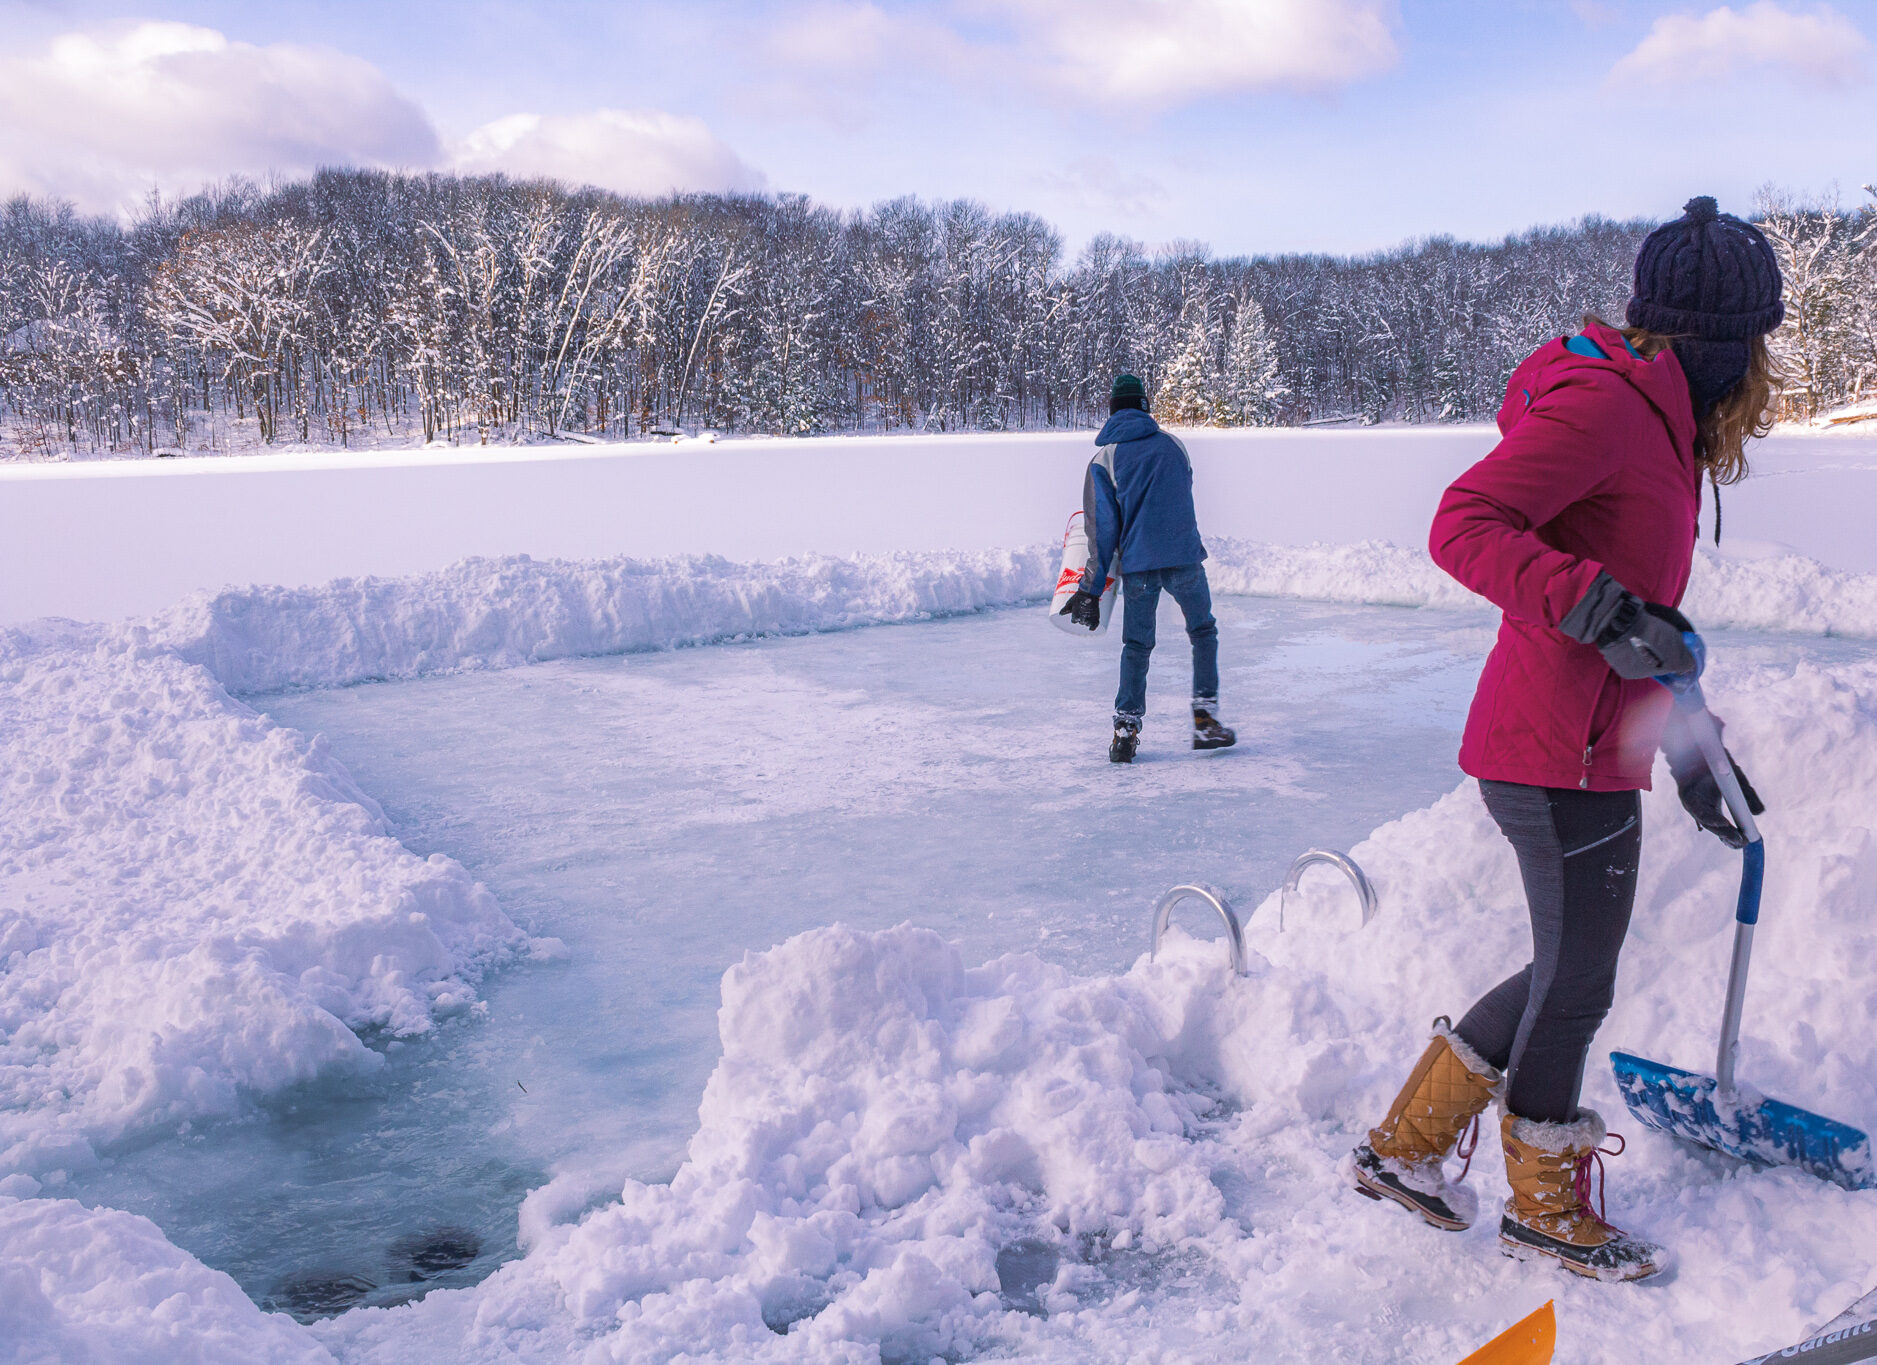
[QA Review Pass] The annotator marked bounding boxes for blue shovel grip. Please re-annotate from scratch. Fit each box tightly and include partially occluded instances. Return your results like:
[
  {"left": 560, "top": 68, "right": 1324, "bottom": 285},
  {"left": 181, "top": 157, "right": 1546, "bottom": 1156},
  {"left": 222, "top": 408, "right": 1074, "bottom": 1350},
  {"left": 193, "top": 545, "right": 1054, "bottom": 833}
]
[
  {"left": 1654, "top": 629, "right": 1708, "bottom": 710},
  {"left": 1737, "top": 839, "right": 1764, "bottom": 925}
]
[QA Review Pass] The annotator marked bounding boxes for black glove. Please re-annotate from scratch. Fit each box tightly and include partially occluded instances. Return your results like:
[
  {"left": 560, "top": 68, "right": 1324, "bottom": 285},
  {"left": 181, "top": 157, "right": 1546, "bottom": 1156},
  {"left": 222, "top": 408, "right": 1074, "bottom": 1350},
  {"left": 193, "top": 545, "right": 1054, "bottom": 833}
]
[
  {"left": 1060, "top": 590, "right": 1101, "bottom": 631},
  {"left": 1663, "top": 712, "right": 1766, "bottom": 848},
  {"left": 1560, "top": 572, "right": 1700, "bottom": 680}
]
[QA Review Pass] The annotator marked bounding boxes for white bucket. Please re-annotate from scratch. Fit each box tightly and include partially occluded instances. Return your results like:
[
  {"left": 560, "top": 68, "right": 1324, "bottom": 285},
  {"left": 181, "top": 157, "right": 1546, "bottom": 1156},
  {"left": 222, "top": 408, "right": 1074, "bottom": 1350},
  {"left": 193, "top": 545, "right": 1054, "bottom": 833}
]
[{"left": 1049, "top": 510, "right": 1119, "bottom": 635}]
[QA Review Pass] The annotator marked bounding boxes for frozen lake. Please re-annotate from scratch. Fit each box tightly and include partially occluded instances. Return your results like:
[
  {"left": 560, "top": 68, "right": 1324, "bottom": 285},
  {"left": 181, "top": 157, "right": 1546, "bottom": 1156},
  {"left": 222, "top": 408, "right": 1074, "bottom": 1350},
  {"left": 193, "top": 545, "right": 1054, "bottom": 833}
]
[{"left": 57, "top": 594, "right": 1877, "bottom": 1334}]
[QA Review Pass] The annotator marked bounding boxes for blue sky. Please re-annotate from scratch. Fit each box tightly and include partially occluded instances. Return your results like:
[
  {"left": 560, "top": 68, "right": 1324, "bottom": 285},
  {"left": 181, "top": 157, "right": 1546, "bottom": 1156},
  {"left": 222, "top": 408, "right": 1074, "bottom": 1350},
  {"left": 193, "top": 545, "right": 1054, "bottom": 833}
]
[{"left": 1, "top": 1, "right": 1873, "bottom": 256}]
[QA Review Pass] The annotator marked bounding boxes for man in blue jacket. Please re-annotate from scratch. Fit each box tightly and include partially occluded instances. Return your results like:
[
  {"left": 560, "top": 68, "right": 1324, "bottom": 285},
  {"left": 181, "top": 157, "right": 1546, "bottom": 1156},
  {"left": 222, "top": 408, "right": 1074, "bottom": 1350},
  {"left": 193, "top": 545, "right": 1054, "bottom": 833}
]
[{"left": 1059, "top": 374, "right": 1236, "bottom": 763}]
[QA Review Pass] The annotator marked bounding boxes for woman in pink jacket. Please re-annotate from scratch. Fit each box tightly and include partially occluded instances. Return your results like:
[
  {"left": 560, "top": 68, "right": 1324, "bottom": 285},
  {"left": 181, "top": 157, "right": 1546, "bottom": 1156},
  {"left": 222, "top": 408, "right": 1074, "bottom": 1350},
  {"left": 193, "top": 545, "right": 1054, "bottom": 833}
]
[{"left": 1350, "top": 198, "right": 1786, "bottom": 1282}]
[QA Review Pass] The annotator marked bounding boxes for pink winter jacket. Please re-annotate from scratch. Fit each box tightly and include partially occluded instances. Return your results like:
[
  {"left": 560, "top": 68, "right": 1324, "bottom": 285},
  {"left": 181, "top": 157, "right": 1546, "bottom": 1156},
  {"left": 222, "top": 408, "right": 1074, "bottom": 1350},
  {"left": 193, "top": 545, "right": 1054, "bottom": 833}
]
[{"left": 1430, "top": 320, "right": 1701, "bottom": 791}]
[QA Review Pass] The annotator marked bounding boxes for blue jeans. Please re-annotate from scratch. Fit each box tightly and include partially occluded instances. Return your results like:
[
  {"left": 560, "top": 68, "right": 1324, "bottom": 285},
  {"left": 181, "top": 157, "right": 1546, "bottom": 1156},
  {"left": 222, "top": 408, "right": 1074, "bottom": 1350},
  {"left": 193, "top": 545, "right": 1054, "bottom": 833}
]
[{"left": 1115, "top": 563, "right": 1218, "bottom": 719}]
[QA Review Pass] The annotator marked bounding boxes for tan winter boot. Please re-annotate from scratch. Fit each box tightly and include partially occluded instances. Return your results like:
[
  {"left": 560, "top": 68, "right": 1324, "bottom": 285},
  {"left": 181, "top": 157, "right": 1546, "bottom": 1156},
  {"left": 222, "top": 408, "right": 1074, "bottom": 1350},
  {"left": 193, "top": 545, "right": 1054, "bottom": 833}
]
[
  {"left": 1499, "top": 1108, "right": 1664, "bottom": 1282},
  {"left": 1351, "top": 1019, "right": 1500, "bottom": 1230}
]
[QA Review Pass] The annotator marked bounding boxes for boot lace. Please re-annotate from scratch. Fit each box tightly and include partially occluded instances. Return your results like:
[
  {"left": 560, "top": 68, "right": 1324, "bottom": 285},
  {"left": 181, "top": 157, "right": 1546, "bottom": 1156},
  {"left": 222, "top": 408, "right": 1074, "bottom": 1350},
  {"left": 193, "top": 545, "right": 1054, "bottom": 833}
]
[
  {"left": 1569, "top": 1132, "right": 1627, "bottom": 1231},
  {"left": 1454, "top": 1112, "right": 1481, "bottom": 1180}
]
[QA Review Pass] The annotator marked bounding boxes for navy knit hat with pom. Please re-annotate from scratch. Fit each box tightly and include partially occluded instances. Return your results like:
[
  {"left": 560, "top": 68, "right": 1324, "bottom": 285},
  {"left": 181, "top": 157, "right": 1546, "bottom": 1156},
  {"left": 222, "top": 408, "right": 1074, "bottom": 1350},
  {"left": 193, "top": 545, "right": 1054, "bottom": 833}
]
[
  {"left": 1627, "top": 196, "right": 1785, "bottom": 418},
  {"left": 1627, "top": 196, "right": 1784, "bottom": 340}
]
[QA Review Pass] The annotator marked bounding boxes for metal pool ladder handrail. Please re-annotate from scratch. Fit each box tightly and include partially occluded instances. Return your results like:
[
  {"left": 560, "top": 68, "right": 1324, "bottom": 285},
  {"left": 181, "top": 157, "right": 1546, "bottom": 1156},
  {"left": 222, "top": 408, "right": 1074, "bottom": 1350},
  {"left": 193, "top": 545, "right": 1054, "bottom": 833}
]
[
  {"left": 1149, "top": 884, "right": 1246, "bottom": 975},
  {"left": 1279, "top": 849, "right": 1378, "bottom": 931}
]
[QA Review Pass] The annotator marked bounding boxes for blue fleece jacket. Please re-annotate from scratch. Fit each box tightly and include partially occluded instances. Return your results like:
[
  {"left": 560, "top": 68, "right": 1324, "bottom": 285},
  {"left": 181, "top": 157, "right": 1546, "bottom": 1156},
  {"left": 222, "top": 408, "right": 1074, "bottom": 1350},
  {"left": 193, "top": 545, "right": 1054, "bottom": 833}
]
[{"left": 1078, "top": 409, "right": 1207, "bottom": 590}]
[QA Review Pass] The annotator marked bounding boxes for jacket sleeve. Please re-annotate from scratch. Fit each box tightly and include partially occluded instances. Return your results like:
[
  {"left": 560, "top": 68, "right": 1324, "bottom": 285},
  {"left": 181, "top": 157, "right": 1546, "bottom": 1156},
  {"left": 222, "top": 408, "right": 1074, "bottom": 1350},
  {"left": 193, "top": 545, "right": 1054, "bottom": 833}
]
[
  {"left": 1428, "top": 379, "right": 1622, "bottom": 630},
  {"left": 1081, "top": 452, "right": 1121, "bottom": 592}
]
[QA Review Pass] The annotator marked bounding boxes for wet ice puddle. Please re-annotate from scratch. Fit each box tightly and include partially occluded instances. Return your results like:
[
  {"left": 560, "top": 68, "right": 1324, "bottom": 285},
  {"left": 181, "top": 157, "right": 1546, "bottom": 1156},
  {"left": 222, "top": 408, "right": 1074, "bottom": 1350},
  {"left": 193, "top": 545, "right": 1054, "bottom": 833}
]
[{"left": 57, "top": 596, "right": 1874, "bottom": 1326}]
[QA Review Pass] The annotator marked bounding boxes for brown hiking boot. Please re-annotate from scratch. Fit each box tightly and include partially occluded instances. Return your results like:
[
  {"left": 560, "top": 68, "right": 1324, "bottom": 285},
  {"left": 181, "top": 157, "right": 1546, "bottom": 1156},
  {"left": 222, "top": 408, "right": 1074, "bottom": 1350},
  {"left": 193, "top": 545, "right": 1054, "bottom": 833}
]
[
  {"left": 1109, "top": 715, "right": 1140, "bottom": 763},
  {"left": 1351, "top": 1020, "right": 1500, "bottom": 1230},
  {"left": 1498, "top": 1108, "right": 1664, "bottom": 1282},
  {"left": 1192, "top": 702, "right": 1236, "bottom": 751}
]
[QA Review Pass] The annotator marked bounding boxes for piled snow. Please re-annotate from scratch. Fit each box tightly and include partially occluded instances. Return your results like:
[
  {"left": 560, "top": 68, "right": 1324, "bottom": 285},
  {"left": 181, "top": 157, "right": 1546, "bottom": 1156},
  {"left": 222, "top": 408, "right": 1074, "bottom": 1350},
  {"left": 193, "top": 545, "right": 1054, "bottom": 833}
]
[
  {"left": 0, "top": 1197, "right": 331, "bottom": 1365},
  {"left": 1206, "top": 537, "right": 1482, "bottom": 610},
  {"left": 0, "top": 642, "right": 524, "bottom": 1183},
  {"left": 312, "top": 922, "right": 1359, "bottom": 1363},
  {"left": 5, "top": 535, "right": 1875, "bottom": 1185},
  {"left": 147, "top": 547, "right": 1056, "bottom": 695},
  {"left": 2, "top": 546, "right": 1056, "bottom": 694},
  {"left": 13, "top": 536, "right": 1877, "bottom": 700},
  {"left": 1207, "top": 535, "right": 1877, "bottom": 639}
]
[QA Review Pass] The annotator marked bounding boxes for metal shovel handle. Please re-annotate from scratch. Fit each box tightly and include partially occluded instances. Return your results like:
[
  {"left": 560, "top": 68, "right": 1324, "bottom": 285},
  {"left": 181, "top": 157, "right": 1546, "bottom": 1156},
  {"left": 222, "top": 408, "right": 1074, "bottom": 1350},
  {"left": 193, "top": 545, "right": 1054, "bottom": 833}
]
[
  {"left": 1673, "top": 684, "right": 1762, "bottom": 845},
  {"left": 1664, "top": 674, "right": 1764, "bottom": 1094}
]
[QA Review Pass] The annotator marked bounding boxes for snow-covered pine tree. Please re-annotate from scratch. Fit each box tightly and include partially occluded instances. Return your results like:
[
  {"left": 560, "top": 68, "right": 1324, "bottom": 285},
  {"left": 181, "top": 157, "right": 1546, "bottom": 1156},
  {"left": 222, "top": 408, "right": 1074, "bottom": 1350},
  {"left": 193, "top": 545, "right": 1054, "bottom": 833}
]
[
  {"left": 1217, "top": 294, "right": 1286, "bottom": 426},
  {"left": 1156, "top": 291, "right": 1219, "bottom": 425}
]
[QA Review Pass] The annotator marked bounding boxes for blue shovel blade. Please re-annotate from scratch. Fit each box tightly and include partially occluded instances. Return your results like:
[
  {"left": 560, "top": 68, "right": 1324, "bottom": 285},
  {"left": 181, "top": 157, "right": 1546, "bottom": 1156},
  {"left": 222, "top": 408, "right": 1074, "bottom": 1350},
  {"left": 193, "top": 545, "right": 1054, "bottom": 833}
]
[{"left": 1611, "top": 1051, "right": 1875, "bottom": 1191}]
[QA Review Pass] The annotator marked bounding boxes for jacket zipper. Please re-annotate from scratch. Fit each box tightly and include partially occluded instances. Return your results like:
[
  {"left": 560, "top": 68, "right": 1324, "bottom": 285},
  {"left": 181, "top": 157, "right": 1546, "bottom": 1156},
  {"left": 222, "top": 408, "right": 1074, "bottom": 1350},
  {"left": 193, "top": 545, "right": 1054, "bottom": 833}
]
[{"left": 1578, "top": 671, "right": 1620, "bottom": 790}]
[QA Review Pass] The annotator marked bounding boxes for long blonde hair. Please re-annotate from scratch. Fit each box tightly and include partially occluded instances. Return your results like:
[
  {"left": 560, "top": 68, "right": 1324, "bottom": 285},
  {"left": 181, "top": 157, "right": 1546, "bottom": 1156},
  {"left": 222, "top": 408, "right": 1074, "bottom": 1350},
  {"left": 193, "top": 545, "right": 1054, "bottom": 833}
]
[{"left": 1587, "top": 315, "right": 1785, "bottom": 485}]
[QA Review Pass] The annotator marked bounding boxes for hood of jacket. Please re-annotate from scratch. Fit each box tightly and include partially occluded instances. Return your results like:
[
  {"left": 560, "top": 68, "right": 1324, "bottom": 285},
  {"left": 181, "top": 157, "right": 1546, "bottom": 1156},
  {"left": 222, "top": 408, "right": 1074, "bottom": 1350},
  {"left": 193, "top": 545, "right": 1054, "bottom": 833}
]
[
  {"left": 1096, "top": 407, "right": 1160, "bottom": 445},
  {"left": 1497, "top": 319, "right": 1697, "bottom": 460}
]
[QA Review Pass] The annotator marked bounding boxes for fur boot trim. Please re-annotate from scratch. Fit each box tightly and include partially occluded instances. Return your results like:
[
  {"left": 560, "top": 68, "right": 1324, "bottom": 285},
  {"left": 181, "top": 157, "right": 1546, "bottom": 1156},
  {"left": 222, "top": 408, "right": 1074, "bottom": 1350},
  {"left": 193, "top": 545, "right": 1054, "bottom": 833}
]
[
  {"left": 1431, "top": 1019, "right": 1502, "bottom": 1087},
  {"left": 1504, "top": 1107, "right": 1606, "bottom": 1155}
]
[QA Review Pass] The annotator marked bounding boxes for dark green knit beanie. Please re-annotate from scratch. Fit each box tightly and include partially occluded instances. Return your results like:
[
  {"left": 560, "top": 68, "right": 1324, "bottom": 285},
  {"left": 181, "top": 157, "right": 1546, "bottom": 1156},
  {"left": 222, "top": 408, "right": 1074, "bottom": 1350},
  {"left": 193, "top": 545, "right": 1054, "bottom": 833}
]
[{"left": 1110, "top": 373, "right": 1146, "bottom": 404}]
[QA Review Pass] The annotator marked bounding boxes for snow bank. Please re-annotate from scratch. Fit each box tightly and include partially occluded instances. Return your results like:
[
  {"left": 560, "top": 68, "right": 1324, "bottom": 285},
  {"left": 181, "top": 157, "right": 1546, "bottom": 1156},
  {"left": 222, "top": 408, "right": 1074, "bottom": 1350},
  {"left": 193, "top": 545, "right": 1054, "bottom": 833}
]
[
  {"left": 15, "top": 535, "right": 1877, "bottom": 701},
  {"left": 314, "top": 923, "right": 1361, "bottom": 1364},
  {"left": 1206, "top": 535, "right": 1877, "bottom": 639},
  {"left": 0, "top": 642, "right": 524, "bottom": 1182},
  {"left": 0, "top": 1196, "right": 331, "bottom": 1364},
  {"left": 146, "top": 547, "right": 1056, "bottom": 695},
  {"left": 1206, "top": 537, "right": 1483, "bottom": 610},
  {"left": 1169, "top": 528, "right": 1877, "bottom": 637},
  {"left": 312, "top": 657, "right": 1877, "bottom": 1363}
]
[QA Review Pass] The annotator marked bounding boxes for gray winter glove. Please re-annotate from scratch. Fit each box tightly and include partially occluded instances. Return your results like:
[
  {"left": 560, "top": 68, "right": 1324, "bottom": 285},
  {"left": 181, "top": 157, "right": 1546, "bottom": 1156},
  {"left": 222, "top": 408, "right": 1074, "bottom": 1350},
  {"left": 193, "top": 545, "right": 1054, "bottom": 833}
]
[
  {"left": 1560, "top": 571, "right": 1700, "bottom": 680},
  {"left": 1662, "top": 709, "right": 1765, "bottom": 848},
  {"left": 1060, "top": 590, "right": 1101, "bottom": 631}
]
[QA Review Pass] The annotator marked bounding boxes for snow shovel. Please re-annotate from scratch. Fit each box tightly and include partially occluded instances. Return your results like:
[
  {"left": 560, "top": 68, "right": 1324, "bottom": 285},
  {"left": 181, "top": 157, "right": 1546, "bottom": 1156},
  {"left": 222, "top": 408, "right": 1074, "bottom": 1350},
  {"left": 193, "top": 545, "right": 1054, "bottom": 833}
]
[
  {"left": 1609, "top": 664, "right": 1874, "bottom": 1191},
  {"left": 1456, "top": 1300, "right": 1555, "bottom": 1365}
]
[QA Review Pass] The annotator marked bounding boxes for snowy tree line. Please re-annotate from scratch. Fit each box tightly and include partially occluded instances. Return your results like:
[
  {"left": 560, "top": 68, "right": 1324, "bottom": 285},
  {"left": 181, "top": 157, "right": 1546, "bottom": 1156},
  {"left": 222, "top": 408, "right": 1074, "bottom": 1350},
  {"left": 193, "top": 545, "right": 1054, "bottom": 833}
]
[{"left": 1, "top": 170, "right": 1872, "bottom": 456}]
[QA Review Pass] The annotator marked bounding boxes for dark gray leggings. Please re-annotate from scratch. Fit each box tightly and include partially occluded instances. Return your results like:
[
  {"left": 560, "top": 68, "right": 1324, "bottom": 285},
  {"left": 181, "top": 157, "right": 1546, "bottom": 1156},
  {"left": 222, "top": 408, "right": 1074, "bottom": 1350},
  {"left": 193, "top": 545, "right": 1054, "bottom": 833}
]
[{"left": 1455, "top": 781, "right": 1642, "bottom": 1123}]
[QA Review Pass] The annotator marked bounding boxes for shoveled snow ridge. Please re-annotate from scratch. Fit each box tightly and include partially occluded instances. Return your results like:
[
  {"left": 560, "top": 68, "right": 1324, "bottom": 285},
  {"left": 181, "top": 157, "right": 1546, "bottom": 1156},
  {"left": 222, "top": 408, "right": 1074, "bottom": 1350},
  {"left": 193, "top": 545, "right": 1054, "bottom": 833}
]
[
  {"left": 1206, "top": 536, "right": 1877, "bottom": 637},
  {"left": 11, "top": 538, "right": 1876, "bottom": 701},
  {"left": 148, "top": 548, "right": 1059, "bottom": 696}
]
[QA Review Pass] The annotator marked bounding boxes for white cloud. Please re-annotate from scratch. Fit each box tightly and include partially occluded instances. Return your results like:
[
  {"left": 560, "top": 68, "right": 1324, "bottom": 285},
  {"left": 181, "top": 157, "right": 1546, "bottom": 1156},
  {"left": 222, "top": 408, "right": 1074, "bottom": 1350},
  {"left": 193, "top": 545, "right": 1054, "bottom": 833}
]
[
  {"left": 1608, "top": 2, "right": 1868, "bottom": 90},
  {"left": 0, "top": 21, "right": 441, "bottom": 215},
  {"left": 1038, "top": 156, "right": 1169, "bottom": 222},
  {"left": 988, "top": 0, "right": 1401, "bottom": 105},
  {"left": 451, "top": 109, "right": 765, "bottom": 197},
  {"left": 752, "top": 0, "right": 1398, "bottom": 113}
]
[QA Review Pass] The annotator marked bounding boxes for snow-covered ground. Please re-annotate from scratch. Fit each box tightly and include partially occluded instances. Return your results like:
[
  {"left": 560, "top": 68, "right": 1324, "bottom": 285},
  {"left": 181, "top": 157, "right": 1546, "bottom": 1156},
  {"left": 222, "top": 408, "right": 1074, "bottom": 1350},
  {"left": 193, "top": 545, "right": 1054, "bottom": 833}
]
[
  {"left": 5, "top": 430, "right": 1877, "bottom": 1363},
  {"left": 8, "top": 425, "right": 1877, "bottom": 627}
]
